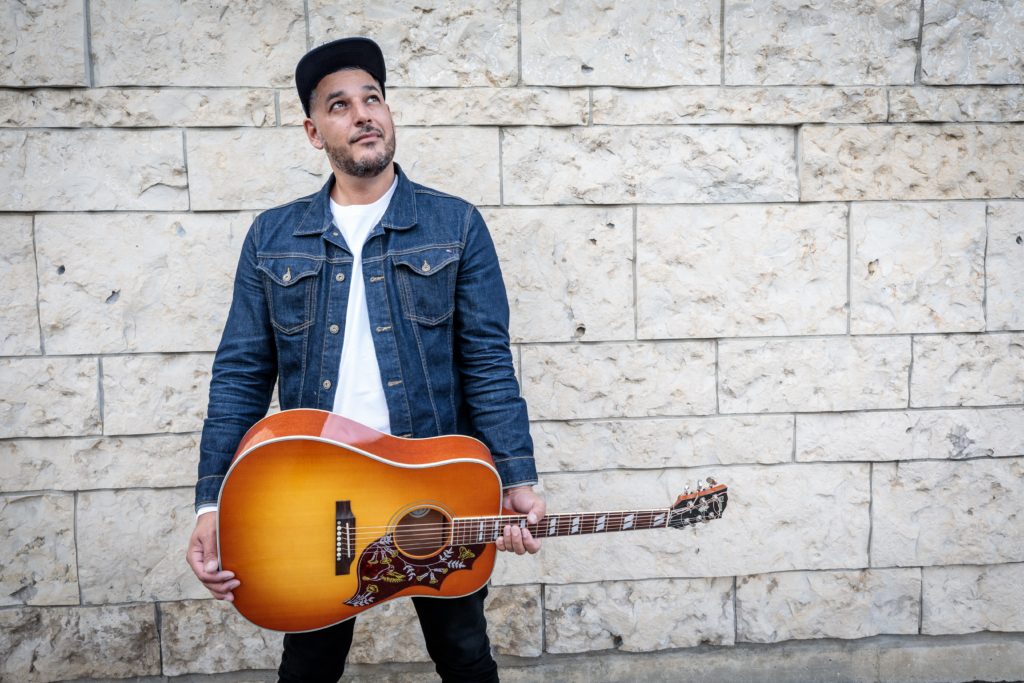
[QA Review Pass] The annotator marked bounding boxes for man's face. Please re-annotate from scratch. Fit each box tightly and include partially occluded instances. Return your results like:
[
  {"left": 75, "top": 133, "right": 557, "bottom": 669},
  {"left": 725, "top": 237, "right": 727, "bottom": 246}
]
[{"left": 304, "top": 68, "right": 395, "bottom": 178}]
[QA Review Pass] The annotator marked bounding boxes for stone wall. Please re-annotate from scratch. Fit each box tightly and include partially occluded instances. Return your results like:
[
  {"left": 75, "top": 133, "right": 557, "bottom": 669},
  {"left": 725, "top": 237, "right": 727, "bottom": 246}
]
[{"left": 1, "top": 1, "right": 1023, "bottom": 682}]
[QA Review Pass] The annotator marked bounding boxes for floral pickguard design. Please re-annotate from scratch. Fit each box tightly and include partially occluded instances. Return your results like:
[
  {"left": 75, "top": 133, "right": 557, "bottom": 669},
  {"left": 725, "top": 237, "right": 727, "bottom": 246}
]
[{"left": 344, "top": 534, "right": 485, "bottom": 608}]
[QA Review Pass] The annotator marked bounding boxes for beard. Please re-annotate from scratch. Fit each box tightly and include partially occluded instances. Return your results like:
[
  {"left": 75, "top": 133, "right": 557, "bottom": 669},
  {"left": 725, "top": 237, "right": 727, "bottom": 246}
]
[{"left": 323, "top": 125, "right": 396, "bottom": 178}]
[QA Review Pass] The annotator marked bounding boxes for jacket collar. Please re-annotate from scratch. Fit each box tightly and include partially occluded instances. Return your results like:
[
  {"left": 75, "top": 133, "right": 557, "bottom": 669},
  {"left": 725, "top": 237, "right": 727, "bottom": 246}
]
[{"left": 292, "top": 163, "right": 417, "bottom": 237}]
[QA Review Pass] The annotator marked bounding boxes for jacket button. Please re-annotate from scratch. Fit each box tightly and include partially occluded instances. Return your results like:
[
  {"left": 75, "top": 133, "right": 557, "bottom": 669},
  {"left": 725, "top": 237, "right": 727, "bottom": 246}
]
[
  {"left": 335, "top": 273, "right": 345, "bottom": 282},
  {"left": 329, "top": 324, "right": 340, "bottom": 334},
  {"left": 322, "top": 380, "right": 332, "bottom": 390}
]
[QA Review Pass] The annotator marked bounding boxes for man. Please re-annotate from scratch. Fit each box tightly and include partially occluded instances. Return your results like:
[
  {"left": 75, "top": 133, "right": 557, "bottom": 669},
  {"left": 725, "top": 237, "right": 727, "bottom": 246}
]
[{"left": 186, "top": 36, "right": 544, "bottom": 682}]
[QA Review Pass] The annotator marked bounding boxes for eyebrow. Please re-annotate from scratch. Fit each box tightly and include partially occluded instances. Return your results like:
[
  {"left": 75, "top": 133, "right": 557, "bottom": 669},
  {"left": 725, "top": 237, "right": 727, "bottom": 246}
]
[{"left": 323, "top": 84, "right": 381, "bottom": 101}]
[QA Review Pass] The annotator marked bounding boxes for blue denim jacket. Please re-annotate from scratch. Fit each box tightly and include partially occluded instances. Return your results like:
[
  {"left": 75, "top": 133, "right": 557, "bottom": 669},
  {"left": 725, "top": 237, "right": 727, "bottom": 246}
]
[{"left": 195, "top": 166, "right": 536, "bottom": 509}]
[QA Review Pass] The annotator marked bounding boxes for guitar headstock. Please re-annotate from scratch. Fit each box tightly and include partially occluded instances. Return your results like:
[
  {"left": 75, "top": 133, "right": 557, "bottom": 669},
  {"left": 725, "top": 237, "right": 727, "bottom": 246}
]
[{"left": 668, "top": 478, "right": 728, "bottom": 529}]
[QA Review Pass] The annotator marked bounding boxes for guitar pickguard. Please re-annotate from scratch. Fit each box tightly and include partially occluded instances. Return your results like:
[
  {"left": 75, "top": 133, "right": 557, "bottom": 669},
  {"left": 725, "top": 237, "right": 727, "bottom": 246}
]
[{"left": 344, "top": 534, "right": 485, "bottom": 608}]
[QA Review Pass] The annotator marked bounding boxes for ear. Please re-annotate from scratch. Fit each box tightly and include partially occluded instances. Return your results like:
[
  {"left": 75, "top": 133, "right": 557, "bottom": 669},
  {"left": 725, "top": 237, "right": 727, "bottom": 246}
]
[{"left": 303, "top": 118, "right": 324, "bottom": 150}]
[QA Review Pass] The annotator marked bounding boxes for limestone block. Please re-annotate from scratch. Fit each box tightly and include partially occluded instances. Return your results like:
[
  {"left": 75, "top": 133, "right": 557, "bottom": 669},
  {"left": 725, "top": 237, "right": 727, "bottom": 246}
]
[
  {"left": 0, "top": 494, "right": 77, "bottom": 606},
  {"left": 800, "top": 124, "right": 1024, "bottom": 201},
  {"left": 385, "top": 88, "right": 589, "bottom": 127},
  {"left": 719, "top": 337, "right": 911, "bottom": 413},
  {"left": 0, "top": 0, "right": 85, "bottom": 86},
  {"left": 724, "top": 0, "right": 919, "bottom": 85},
  {"left": 737, "top": 569, "right": 920, "bottom": 643},
  {"left": 889, "top": 87, "right": 1024, "bottom": 122},
  {"left": 491, "top": 463, "right": 870, "bottom": 585},
  {"left": 911, "top": 333, "right": 1024, "bottom": 407},
  {"left": 0, "top": 130, "right": 187, "bottom": 211},
  {"left": 877, "top": 632, "right": 1024, "bottom": 683},
  {"left": 850, "top": 202, "right": 986, "bottom": 334},
  {"left": 483, "top": 206, "right": 634, "bottom": 342},
  {"left": 159, "top": 599, "right": 280, "bottom": 675},
  {"left": 872, "top": 458, "right": 1024, "bottom": 567},
  {"left": 348, "top": 597, "right": 429, "bottom": 664},
  {"left": 0, "top": 434, "right": 199, "bottom": 493},
  {"left": 637, "top": 204, "right": 848, "bottom": 339},
  {"left": 0, "top": 604, "right": 160, "bottom": 681},
  {"left": 545, "top": 578, "right": 734, "bottom": 654},
  {"left": 521, "top": 342, "right": 717, "bottom": 420},
  {"left": 102, "top": 353, "right": 212, "bottom": 435},
  {"left": 532, "top": 415, "right": 794, "bottom": 473},
  {"left": 503, "top": 126, "right": 797, "bottom": 205},
  {"left": 0, "top": 357, "right": 100, "bottom": 438},
  {"left": 797, "top": 407, "right": 1024, "bottom": 462},
  {"left": 521, "top": 0, "right": 719, "bottom": 86},
  {"left": 592, "top": 86, "right": 887, "bottom": 125},
  {"left": 0, "top": 88, "right": 277, "bottom": 127},
  {"left": 0, "top": 215, "right": 40, "bottom": 355},
  {"left": 923, "top": 563, "right": 1024, "bottom": 634},
  {"left": 395, "top": 128, "right": 501, "bottom": 206},
  {"left": 309, "top": 0, "right": 518, "bottom": 87},
  {"left": 90, "top": 0, "right": 305, "bottom": 87},
  {"left": 987, "top": 202, "right": 1024, "bottom": 330},
  {"left": 77, "top": 489, "right": 206, "bottom": 603},
  {"left": 485, "top": 584, "right": 543, "bottom": 657},
  {"left": 35, "top": 212, "right": 250, "bottom": 354},
  {"left": 922, "top": 0, "right": 1024, "bottom": 84}
]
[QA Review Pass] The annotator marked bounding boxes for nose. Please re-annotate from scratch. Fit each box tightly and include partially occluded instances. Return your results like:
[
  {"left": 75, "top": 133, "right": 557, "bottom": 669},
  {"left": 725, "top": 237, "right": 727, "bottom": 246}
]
[{"left": 351, "top": 99, "right": 372, "bottom": 124}]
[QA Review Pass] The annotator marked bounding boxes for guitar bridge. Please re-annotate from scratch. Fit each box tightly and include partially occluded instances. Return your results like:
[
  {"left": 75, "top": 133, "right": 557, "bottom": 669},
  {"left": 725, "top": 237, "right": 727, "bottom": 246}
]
[{"left": 335, "top": 500, "right": 356, "bottom": 575}]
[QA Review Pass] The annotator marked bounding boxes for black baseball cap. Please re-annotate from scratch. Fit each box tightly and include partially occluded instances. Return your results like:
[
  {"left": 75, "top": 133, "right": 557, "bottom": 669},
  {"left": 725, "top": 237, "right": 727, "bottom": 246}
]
[{"left": 295, "top": 37, "right": 387, "bottom": 116}]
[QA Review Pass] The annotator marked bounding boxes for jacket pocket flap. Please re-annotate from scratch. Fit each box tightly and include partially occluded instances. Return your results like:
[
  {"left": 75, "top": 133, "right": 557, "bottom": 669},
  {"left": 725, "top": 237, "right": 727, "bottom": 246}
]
[
  {"left": 393, "top": 247, "right": 460, "bottom": 277},
  {"left": 257, "top": 256, "right": 322, "bottom": 286}
]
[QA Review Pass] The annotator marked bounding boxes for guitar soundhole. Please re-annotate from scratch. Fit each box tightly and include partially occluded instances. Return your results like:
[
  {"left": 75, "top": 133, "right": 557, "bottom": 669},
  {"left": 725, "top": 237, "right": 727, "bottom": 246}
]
[{"left": 393, "top": 506, "right": 452, "bottom": 559}]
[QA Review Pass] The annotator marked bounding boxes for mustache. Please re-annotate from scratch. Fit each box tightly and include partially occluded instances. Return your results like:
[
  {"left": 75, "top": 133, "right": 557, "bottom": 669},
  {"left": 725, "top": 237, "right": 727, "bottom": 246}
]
[{"left": 349, "top": 125, "right": 384, "bottom": 143}]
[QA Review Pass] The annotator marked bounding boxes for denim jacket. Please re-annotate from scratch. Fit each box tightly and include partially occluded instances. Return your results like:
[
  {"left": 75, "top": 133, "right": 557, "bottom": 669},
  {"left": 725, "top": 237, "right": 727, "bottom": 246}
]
[{"left": 195, "top": 166, "right": 536, "bottom": 510}]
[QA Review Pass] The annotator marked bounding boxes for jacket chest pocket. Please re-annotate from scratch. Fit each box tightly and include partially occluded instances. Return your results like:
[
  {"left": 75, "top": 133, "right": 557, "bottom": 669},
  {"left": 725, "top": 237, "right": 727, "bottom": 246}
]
[
  {"left": 394, "top": 247, "right": 460, "bottom": 326},
  {"left": 257, "top": 256, "right": 322, "bottom": 334}
]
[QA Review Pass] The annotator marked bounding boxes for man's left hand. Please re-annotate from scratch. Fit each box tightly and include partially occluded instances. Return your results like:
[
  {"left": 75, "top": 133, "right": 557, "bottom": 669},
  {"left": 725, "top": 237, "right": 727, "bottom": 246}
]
[{"left": 497, "top": 485, "right": 545, "bottom": 555}]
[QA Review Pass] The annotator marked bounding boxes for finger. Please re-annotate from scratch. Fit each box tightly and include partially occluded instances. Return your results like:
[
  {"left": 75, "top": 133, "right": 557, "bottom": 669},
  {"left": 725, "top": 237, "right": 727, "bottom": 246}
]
[
  {"left": 508, "top": 523, "right": 526, "bottom": 555},
  {"left": 521, "top": 527, "right": 541, "bottom": 554}
]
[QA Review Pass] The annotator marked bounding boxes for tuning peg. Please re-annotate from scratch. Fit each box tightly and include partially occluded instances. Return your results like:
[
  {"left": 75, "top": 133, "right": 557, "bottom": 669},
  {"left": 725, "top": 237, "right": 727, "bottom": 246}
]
[
  {"left": 697, "top": 479, "right": 707, "bottom": 490},
  {"left": 683, "top": 483, "right": 692, "bottom": 495},
  {"left": 706, "top": 477, "right": 717, "bottom": 486}
]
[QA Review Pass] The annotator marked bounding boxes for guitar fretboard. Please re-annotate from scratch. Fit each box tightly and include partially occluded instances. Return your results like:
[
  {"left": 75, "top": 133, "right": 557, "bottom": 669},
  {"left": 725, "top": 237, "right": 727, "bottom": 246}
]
[{"left": 452, "top": 509, "right": 671, "bottom": 546}]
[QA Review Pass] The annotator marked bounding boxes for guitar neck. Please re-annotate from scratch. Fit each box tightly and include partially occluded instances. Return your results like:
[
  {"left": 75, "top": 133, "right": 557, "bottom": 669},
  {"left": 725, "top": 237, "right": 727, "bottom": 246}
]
[{"left": 453, "top": 508, "right": 671, "bottom": 545}]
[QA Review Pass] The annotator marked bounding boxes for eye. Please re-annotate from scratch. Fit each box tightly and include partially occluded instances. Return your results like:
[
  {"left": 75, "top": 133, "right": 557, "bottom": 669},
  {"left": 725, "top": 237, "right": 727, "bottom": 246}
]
[{"left": 329, "top": 100, "right": 347, "bottom": 111}]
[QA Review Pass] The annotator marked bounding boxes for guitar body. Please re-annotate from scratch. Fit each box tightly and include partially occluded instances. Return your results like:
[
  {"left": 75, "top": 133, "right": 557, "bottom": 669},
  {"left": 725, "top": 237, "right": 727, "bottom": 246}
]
[{"left": 217, "top": 409, "right": 502, "bottom": 633}]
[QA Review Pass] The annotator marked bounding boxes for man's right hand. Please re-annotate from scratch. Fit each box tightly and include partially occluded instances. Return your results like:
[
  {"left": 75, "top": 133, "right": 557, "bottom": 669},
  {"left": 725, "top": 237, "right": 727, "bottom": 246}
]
[{"left": 186, "top": 511, "right": 240, "bottom": 601}]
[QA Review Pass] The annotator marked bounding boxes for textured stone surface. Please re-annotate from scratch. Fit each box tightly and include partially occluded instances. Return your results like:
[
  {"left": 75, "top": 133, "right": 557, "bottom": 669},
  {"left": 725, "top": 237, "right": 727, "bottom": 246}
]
[
  {"left": 0, "top": 604, "right": 160, "bottom": 681},
  {"left": 348, "top": 596, "right": 430, "bottom": 664},
  {"left": 102, "top": 353, "right": 212, "bottom": 435},
  {"left": 188, "top": 127, "right": 500, "bottom": 210},
  {"left": 593, "top": 86, "right": 887, "bottom": 124},
  {"left": 719, "top": 337, "right": 911, "bottom": 413},
  {"left": 637, "top": 204, "right": 847, "bottom": 339},
  {"left": 0, "top": 434, "right": 200, "bottom": 492},
  {"left": 0, "top": 88, "right": 277, "bottom": 127},
  {"left": 0, "top": 0, "right": 85, "bottom": 86},
  {"left": 0, "top": 357, "right": 100, "bottom": 438},
  {"left": 724, "top": 0, "right": 919, "bottom": 85},
  {"left": 0, "top": 494, "right": 77, "bottom": 606},
  {"left": 0, "top": 215, "right": 40, "bottom": 355},
  {"left": 36, "top": 212, "right": 250, "bottom": 354},
  {"left": 532, "top": 415, "right": 794, "bottom": 473},
  {"left": 159, "top": 600, "right": 280, "bottom": 676},
  {"left": 800, "top": 124, "right": 1024, "bottom": 201},
  {"left": 0, "top": 130, "right": 187, "bottom": 210},
  {"left": 889, "top": 86, "right": 1024, "bottom": 122},
  {"left": 503, "top": 126, "right": 797, "bottom": 205},
  {"left": 987, "top": 202, "right": 1024, "bottom": 330},
  {"left": 484, "top": 206, "right": 634, "bottom": 342},
  {"left": 309, "top": 0, "right": 518, "bottom": 87},
  {"left": 911, "top": 333, "right": 1024, "bottom": 407},
  {"left": 485, "top": 584, "right": 543, "bottom": 657},
  {"left": 521, "top": 342, "right": 717, "bottom": 420},
  {"left": 922, "top": 0, "right": 1024, "bottom": 84},
  {"left": 492, "top": 463, "right": 870, "bottom": 585},
  {"left": 736, "top": 569, "right": 920, "bottom": 643},
  {"left": 90, "top": 0, "right": 305, "bottom": 87},
  {"left": 923, "top": 563, "right": 1024, "bottom": 634},
  {"left": 389, "top": 88, "right": 589, "bottom": 127},
  {"left": 850, "top": 202, "right": 986, "bottom": 334},
  {"left": 797, "top": 407, "right": 1024, "bottom": 462},
  {"left": 545, "top": 578, "right": 734, "bottom": 653},
  {"left": 77, "top": 489, "right": 205, "bottom": 603},
  {"left": 521, "top": 0, "right": 719, "bottom": 86},
  {"left": 872, "top": 458, "right": 1024, "bottom": 567}
]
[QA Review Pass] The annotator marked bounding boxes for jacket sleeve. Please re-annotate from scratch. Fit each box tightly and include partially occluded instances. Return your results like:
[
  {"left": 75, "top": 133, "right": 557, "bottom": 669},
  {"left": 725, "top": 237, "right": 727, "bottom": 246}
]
[
  {"left": 453, "top": 207, "right": 538, "bottom": 489},
  {"left": 194, "top": 221, "right": 278, "bottom": 510}
]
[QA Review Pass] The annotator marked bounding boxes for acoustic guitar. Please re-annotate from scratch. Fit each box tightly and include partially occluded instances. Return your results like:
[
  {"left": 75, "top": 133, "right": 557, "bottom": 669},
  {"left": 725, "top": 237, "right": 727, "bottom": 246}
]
[{"left": 217, "top": 409, "right": 729, "bottom": 632}]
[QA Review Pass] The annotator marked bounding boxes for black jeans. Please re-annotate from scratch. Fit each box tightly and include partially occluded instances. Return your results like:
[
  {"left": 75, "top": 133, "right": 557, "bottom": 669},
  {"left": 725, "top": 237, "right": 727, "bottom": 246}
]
[{"left": 277, "top": 587, "right": 498, "bottom": 683}]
